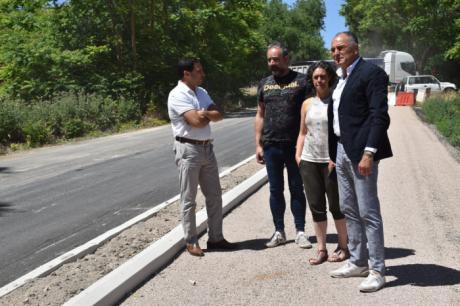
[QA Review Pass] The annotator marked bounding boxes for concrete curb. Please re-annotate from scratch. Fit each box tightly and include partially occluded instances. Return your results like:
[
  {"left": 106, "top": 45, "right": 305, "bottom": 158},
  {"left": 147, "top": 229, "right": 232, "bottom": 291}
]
[
  {"left": 0, "top": 155, "right": 256, "bottom": 298},
  {"left": 64, "top": 168, "right": 267, "bottom": 306}
]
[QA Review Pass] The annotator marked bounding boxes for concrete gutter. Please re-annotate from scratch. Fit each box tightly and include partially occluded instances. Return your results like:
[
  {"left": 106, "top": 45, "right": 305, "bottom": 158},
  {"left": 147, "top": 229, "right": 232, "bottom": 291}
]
[
  {"left": 64, "top": 168, "right": 268, "bottom": 306},
  {"left": 0, "top": 155, "right": 257, "bottom": 298}
]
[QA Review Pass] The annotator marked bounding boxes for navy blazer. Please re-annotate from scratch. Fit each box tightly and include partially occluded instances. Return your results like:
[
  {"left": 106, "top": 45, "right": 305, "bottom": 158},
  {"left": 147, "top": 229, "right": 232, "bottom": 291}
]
[{"left": 328, "top": 58, "right": 393, "bottom": 163}]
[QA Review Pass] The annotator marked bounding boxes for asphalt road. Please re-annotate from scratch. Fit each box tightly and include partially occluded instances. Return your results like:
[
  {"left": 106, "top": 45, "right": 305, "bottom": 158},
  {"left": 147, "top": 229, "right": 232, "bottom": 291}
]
[{"left": 0, "top": 112, "right": 256, "bottom": 286}]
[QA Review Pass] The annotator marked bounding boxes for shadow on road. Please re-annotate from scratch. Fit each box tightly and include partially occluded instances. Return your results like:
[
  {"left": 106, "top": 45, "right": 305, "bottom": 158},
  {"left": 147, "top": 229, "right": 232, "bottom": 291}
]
[
  {"left": 309, "top": 233, "right": 339, "bottom": 244},
  {"left": 386, "top": 264, "right": 460, "bottom": 287},
  {"left": 205, "top": 238, "right": 268, "bottom": 252},
  {"left": 0, "top": 166, "right": 12, "bottom": 173},
  {"left": 0, "top": 202, "right": 15, "bottom": 216},
  {"left": 385, "top": 247, "right": 416, "bottom": 260}
]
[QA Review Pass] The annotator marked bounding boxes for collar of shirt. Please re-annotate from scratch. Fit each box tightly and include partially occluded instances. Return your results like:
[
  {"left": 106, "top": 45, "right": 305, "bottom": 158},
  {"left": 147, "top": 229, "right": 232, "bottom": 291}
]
[
  {"left": 337, "top": 57, "right": 361, "bottom": 79},
  {"left": 177, "top": 80, "right": 196, "bottom": 95}
]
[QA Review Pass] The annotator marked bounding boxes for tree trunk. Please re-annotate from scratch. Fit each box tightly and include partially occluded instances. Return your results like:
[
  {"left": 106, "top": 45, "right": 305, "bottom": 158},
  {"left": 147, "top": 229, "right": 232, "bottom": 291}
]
[
  {"left": 107, "top": 0, "right": 122, "bottom": 64},
  {"left": 129, "top": 0, "right": 137, "bottom": 69}
]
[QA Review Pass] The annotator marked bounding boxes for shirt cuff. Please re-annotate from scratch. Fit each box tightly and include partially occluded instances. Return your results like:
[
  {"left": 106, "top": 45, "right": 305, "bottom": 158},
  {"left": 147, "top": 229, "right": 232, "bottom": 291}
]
[{"left": 364, "top": 147, "right": 377, "bottom": 153}]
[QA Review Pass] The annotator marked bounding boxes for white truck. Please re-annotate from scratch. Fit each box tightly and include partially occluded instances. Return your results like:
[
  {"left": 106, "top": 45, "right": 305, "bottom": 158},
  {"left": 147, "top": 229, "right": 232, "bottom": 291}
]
[{"left": 290, "top": 50, "right": 416, "bottom": 85}]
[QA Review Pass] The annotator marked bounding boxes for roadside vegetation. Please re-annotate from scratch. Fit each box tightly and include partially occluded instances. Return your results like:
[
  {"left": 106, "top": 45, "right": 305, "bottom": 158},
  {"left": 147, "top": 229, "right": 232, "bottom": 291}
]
[
  {"left": 421, "top": 93, "right": 460, "bottom": 148},
  {"left": 1, "top": 1, "right": 459, "bottom": 153},
  {"left": 0, "top": 0, "right": 327, "bottom": 153},
  {"left": 0, "top": 94, "right": 167, "bottom": 152}
]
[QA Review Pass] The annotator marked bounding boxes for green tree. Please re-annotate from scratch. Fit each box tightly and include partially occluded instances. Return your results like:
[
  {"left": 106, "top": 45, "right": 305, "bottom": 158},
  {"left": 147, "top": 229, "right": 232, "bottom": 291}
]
[
  {"left": 262, "top": 0, "right": 327, "bottom": 63},
  {"left": 446, "top": 0, "right": 460, "bottom": 60},
  {"left": 0, "top": 0, "right": 58, "bottom": 100},
  {"left": 340, "top": 0, "right": 460, "bottom": 83},
  {"left": 0, "top": 0, "right": 267, "bottom": 110}
]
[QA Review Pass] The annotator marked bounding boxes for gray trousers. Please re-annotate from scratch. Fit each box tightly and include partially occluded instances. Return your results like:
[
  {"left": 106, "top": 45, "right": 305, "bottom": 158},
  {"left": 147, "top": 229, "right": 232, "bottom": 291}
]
[
  {"left": 336, "top": 143, "right": 385, "bottom": 275},
  {"left": 174, "top": 141, "right": 224, "bottom": 244}
]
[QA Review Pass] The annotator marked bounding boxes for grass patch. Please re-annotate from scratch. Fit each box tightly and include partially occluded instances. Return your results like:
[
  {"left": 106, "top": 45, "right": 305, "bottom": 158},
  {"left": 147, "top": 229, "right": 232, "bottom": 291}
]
[{"left": 421, "top": 92, "right": 460, "bottom": 148}]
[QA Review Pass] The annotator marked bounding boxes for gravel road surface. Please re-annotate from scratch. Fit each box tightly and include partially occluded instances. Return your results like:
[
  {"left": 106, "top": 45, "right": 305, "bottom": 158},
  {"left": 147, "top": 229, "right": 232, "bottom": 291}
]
[{"left": 121, "top": 107, "right": 460, "bottom": 305}]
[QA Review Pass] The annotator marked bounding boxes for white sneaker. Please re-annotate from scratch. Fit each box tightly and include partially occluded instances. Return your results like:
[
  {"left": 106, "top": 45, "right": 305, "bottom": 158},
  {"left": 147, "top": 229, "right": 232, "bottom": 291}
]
[
  {"left": 295, "top": 232, "right": 312, "bottom": 249},
  {"left": 265, "top": 231, "right": 286, "bottom": 248},
  {"left": 359, "top": 270, "right": 386, "bottom": 292},
  {"left": 329, "top": 261, "right": 369, "bottom": 278}
]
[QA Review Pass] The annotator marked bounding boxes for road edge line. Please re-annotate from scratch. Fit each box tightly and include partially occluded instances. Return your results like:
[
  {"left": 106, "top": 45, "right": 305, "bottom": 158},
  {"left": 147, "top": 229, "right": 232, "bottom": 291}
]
[{"left": 63, "top": 168, "right": 267, "bottom": 306}]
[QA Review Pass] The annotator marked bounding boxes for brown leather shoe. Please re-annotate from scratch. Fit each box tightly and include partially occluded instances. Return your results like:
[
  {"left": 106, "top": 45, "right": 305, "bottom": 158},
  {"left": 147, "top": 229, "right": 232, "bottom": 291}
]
[
  {"left": 207, "top": 239, "right": 237, "bottom": 250},
  {"left": 186, "top": 243, "right": 204, "bottom": 257}
]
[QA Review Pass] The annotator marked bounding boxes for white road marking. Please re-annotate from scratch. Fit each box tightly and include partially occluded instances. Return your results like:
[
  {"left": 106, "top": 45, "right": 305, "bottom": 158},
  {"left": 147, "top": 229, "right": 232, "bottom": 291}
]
[{"left": 33, "top": 232, "right": 79, "bottom": 255}]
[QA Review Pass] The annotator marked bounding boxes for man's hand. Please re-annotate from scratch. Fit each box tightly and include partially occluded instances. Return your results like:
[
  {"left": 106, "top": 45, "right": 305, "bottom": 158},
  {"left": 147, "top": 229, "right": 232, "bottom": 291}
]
[
  {"left": 295, "top": 155, "right": 301, "bottom": 166},
  {"left": 358, "top": 154, "right": 373, "bottom": 176},
  {"left": 196, "top": 109, "right": 210, "bottom": 123},
  {"left": 256, "top": 145, "right": 264, "bottom": 164},
  {"left": 204, "top": 104, "right": 223, "bottom": 122},
  {"left": 255, "top": 101, "right": 265, "bottom": 164}
]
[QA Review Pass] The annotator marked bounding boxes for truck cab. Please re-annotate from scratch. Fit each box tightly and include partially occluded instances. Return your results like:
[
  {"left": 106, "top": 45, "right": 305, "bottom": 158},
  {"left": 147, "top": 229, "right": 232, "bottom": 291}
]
[{"left": 379, "top": 50, "right": 416, "bottom": 85}]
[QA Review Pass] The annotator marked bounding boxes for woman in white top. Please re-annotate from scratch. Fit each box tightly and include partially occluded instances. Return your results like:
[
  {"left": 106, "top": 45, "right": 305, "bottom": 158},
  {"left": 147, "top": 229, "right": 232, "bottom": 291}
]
[{"left": 295, "top": 61, "right": 349, "bottom": 265}]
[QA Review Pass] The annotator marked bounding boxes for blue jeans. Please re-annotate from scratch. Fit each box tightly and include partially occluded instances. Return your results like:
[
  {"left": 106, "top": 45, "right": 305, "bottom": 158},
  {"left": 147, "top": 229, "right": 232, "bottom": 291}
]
[
  {"left": 264, "top": 143, "right": 306, "bottom": 232},
  {"left": 336, "top": 143, "right": 385, "bottom": 275}
]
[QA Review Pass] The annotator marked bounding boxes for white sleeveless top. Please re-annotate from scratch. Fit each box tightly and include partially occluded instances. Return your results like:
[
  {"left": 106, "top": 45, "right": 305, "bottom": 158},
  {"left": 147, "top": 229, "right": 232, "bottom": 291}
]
[{"left": 301, "top": 97, "right": 330, "bottom": 163}]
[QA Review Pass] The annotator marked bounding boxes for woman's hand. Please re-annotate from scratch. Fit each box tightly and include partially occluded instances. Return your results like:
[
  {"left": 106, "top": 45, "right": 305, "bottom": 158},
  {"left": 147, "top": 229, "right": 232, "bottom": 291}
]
[{"left": 328, "top": 160, "right": 336, "bottom": 173}]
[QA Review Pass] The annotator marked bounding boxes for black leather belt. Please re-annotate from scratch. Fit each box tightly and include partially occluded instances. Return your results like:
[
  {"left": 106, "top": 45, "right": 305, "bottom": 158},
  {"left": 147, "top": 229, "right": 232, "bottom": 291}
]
[
  {"left": 337, "top": 136, "right": 342, "bottom": 143},
  {"left": 175, "top": 136, "right": 211, "bottom": 145}
]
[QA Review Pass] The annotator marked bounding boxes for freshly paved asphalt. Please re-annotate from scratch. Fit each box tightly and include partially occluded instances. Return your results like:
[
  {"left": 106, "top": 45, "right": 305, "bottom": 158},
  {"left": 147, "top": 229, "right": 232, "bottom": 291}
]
[{"left": 0, "top": 112, "right": 256, "bottom": 286}]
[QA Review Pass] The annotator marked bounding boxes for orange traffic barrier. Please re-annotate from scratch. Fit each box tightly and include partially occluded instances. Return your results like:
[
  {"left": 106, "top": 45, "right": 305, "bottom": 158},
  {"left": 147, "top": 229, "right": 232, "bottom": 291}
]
[{"left": 396, "top": 92, "right": 415, "bottom": 106}]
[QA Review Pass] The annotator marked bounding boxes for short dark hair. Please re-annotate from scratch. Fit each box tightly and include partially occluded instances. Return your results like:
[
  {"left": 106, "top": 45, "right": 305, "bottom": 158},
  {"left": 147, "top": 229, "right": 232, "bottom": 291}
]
[
  {"left": 307, "top": 61, "right": 338, "bottom": 88},
  {"left": 177, "top": 59, "right": 200, "bottom": 79},
  {"left": 334, "top": 31, "right": 359, "bottom": 45},
  {"left": 267, "top": 41, "right": 289, "bottom": 57}
]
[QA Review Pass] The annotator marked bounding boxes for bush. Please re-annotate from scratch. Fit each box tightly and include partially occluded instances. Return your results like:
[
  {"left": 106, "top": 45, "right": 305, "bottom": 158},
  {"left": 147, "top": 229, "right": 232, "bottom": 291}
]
[
  {"left": 421, "top": 94, "right": 460, "bottom": 147},
  {"left": 117, "top": 97, "right": 142, "bottom": 123},
  {"left": 64, "top": 118, "right": 88, "bottom": 138},
  {"left": 0, "top": 93, "right": 149, "bottom": 151},
  {"left": 0, "top": 100, "right": 24, "bottom": 144},
  {"left": 23, "top": 120, "right": 51, "bottom": 147}
]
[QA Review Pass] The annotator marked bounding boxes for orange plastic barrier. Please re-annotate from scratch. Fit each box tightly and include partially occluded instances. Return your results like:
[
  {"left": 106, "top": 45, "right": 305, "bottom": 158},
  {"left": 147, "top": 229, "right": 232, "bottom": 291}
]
[{"left": 396, "top": 92, "right": 415, "bottom": 106}]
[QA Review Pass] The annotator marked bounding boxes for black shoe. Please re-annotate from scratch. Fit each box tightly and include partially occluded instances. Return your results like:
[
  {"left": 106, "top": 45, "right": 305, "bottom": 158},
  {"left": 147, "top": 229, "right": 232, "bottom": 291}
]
[{"left": 207, "top": 239, "right": 237, "bottom": 250}]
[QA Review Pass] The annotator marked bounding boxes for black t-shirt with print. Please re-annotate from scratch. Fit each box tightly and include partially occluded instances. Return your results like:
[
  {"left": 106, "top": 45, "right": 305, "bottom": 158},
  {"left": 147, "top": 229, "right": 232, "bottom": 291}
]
[{"left": 258, "top": 70, "right": 312, "bottom": 144}]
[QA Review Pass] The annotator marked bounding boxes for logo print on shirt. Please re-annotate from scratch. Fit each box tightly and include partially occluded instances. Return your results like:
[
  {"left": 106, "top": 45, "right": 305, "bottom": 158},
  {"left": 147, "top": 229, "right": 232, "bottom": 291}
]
[{"left": 264, "top": 81, "right": 299, "bottom": 92}]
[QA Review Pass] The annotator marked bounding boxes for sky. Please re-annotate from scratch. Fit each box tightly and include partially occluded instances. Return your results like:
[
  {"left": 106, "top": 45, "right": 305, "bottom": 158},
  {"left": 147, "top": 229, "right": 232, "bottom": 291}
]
[{"left": 284, "top": 0, "right": 348, "bottom": 48}]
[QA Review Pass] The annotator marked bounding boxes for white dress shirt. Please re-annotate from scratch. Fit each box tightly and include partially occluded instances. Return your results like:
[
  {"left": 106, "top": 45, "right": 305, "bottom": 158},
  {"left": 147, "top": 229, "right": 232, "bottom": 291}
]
[
  {"left": 332, "top": 57, "right": 377, "bottom": 153},
  {"left": 167, "top": 81, "right": 214, "bottom": 140}
]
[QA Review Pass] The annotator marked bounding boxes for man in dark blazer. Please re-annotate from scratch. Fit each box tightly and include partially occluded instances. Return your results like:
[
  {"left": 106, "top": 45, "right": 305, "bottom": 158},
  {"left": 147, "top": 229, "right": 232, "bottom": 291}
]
[{"left": 327, "top": 31, "right": 392, "bottom": 292}]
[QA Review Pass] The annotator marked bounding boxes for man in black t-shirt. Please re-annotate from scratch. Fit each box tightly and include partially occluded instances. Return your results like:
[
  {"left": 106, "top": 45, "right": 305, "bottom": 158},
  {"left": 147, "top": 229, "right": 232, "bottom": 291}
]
[{"left": 255, "top": 42, "right": 313, "bottom": 248}]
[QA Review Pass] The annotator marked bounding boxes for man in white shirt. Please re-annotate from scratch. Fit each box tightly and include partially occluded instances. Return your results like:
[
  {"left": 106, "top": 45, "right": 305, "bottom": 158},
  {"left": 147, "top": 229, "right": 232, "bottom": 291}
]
[{"left": 168, "top": 59, "right": 235, "bottom": 257}]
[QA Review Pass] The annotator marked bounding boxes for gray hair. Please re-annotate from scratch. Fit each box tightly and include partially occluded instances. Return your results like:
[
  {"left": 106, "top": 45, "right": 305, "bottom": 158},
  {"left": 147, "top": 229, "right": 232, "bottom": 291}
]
[
  {"left": 333, "top": 31, "right": 359, "bottom": 45},
  {"left": 267, "top": 41, "right": 289, "bottom": 56}
]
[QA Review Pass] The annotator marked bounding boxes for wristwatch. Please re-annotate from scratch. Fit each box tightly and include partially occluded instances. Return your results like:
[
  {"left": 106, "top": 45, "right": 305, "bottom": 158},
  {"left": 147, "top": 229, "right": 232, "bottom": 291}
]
[{"left": 363, "top": 150, "right": 374, "bottom": 158}]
